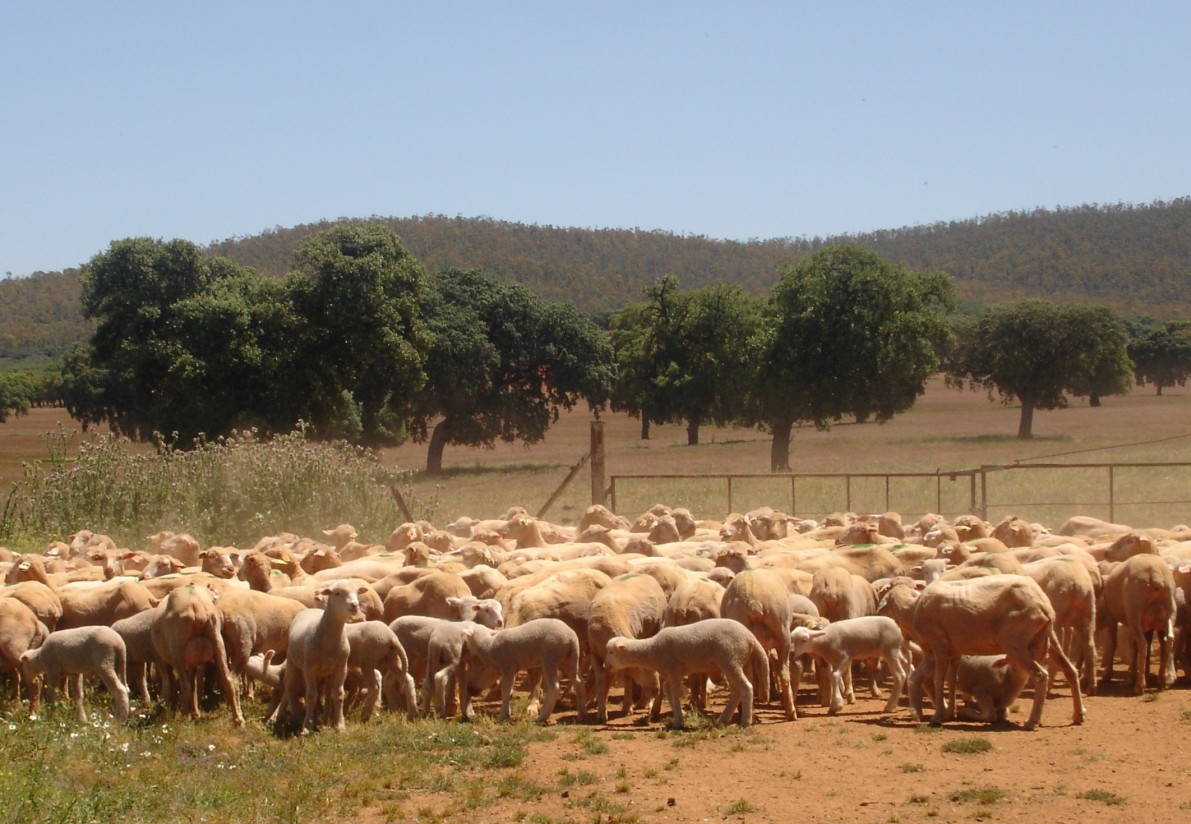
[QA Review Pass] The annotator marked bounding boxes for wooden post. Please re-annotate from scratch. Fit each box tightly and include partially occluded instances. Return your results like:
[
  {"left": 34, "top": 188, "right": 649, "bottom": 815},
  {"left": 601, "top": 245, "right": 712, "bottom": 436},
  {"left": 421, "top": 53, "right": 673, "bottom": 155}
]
[
  {"left": 386, "top": 483, "right": 415, "bottom": 524},
  {"left": 590, "top": 420, "right": 606, "bottom": 506}
]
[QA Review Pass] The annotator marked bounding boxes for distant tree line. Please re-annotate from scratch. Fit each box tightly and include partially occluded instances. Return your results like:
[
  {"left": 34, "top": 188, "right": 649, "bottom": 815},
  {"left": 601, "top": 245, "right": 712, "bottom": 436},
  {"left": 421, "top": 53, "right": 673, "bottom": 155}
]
[{"left": 5, "top": 220, "right": 1191, "bottom": 470}]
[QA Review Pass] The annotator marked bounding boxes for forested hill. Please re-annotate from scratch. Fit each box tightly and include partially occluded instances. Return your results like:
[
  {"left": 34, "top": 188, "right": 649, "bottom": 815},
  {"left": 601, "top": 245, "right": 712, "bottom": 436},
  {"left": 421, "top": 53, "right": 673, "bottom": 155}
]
[
  {"left": 207, "top": 199, "right": 1191, "bottom": 316},
  {"left": 3, "top": 199, "right": 1190, "bottom": 364}
]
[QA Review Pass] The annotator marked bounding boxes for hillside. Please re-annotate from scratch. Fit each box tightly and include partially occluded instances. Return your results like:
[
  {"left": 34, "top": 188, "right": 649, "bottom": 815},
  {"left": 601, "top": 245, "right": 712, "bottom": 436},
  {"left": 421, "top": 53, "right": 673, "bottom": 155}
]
[{"left": 3, "top": 199, "right": 1190, "bottom": 365}]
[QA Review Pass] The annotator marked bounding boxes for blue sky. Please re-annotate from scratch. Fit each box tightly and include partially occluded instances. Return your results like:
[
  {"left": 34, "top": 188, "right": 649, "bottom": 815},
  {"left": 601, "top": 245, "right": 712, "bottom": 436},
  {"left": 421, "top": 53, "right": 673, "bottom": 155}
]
[{"left": 3, "top": 1, "right": 1189, "bottom": 277}]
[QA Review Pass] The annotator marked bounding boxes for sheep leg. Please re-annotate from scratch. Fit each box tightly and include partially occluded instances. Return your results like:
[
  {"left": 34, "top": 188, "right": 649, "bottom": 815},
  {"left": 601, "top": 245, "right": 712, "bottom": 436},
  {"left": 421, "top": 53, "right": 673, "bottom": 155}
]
[
  {"left": 593, "top": 660, "right": 610, "bottom": 724},
  {"left": 828, "top": 665, "right": 845, "bottom": 715},
  {"left": 842, "top": 656, "right": 856, "bottom": 704},
  {"left": 1098, "top": 620, "right": 1118, "bottom": 690},
  {"left": 359, "top": 668, "right": 382, "bottom": 722},
  {"left": 928, "top": 648, "right": 949, "bottom": 726},
  {"left": 1045, "top": 628, "right": 1084, "bottom": 725},
  {"left": 1015, "top": 628, "right": 1054, "bottom": 731},
  {"left": 883, "top": 650, "right": 906, "bottom": 713},
  {"left": 99, "top": 669, "right": 131, "bottom": 725},
  {"left": 907, "top": 655, "right": 932, "bottom": 721},
  {"left": 537, "top": 664, "right": 560, "bottom": 723},
  {"left": 70, "top": 674, "right": 87, "bottom": 723},
  {"left": 326, "top": 671, "right": 348, "bottom": 732},
  {"left": 1160, "top": 620, "right": 1176, "bottom": 688},
  {"left": 663, "top": 675, "right": 685, "bottom": 730},
  {"left": 1133, "top": 626, "right": 1149, "bottom": 695},
  {"left": 717, "top": 665, "right": 751, "bottom": 726},
  {"left": 498, "top": 671, "right": 516, "bottom": 723}
]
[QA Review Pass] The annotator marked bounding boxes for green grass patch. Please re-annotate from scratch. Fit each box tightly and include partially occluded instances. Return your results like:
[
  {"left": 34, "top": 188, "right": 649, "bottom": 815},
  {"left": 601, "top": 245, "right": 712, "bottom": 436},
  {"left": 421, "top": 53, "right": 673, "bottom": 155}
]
[
  {"left": 0, "top": 707, "right": 552, "bottom": 823},
  {"left": 1078, "top": 789, "right": 1125, "bottom": 806},
  {"left": 942, "top": 736, "right": 992, "bottom": 754},
  {"left": 724, "top": 798, "right": 756, "bottom": 814},
  {"left": 949, "top": 787, "right": 1005, "bottom": 805}
]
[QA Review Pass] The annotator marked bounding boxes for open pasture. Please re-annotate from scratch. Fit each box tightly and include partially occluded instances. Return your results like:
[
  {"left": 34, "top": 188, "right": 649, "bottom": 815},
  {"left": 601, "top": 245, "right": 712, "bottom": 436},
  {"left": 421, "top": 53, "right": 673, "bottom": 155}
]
[{"left": 1, "top": 378, "right": 1190, "bottom": 823}]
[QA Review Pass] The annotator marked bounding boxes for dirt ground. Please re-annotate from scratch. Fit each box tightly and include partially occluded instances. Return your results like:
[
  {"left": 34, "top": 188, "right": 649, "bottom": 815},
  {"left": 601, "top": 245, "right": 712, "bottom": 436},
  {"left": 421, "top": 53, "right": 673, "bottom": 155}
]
[{"left": 395, "top": 675, "right": 1191, "bottom": 823}]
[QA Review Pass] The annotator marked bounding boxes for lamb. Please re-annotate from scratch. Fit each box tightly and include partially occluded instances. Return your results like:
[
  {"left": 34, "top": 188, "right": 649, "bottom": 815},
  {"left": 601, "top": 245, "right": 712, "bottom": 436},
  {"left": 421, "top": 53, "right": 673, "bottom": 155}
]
[
  {"left": 343, "top": 620, "right": 418, "bottom": 721},
  {"left": 789, "top": 616, "right": 908, "bottom": 715},
  {"left": 20, "top": 625, "right": 130, "bottom": 724},
  {"left": 603, "top": 618, "right": 769, "bottom": 729},
  {"left": 150, "top": 583, "right": 244, "bottom": 727},
  {"left": 421, "top": 619, "right": 499, "bottom": 720},
  {"left": 587, "top": 573, "right": 668, "bottom": 723},
  {"left": 460, "top": 618, "right": 581, "bottom": 724},
  {"left": 268, "top": 580, "right": 367, "bottom": 733},
  {"left": 909, "top": 575, "right": 1084, "bottom": 730},
  {"left": 954, "top": 655, "right": 1030, "bottom": 723}
]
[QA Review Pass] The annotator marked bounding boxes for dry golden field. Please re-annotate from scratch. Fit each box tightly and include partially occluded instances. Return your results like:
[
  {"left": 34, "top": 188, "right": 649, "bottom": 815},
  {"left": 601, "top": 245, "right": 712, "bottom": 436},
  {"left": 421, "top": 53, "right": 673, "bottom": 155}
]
[{"left": 3, "top": 377, "right": 1190, "bottom": 532}]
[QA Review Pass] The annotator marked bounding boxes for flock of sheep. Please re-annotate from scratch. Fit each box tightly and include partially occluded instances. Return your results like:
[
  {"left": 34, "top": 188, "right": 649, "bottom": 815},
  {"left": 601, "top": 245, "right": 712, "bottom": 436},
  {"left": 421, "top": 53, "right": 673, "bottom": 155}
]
[{"left": 1, "top": 503, "right": 1188, "bottom": 734}]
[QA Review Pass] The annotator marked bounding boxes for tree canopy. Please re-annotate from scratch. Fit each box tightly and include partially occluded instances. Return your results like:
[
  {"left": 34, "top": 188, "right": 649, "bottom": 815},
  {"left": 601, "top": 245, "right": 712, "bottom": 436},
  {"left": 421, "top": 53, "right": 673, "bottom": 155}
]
[
  {"left": 407, "top": 268, "right": 615, "bottom": 474},
  {"left": 1128, "top": 320, "right": 1191, "bottom": 395},
  {"left": 608, "top": 276, "right": 761, "bottom": 445},
  {"left": 947, "top": 299, "right": 1133, "bottom": 437},
  {"left": 285, "top": 224, "right": 431, "bottom": 444},
  {"left": 64, "top": 228, "right": 432, "bottom": 448},
  {"left": 750, "top": 244, "right": 954, "bottom": 471}
]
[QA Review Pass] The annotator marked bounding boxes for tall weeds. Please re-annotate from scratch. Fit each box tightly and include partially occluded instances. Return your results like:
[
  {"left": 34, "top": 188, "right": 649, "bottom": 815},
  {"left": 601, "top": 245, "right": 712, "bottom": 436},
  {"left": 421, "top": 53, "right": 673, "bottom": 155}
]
[{"left": 2, "top": 426, "right": 438, "bottom": 548}]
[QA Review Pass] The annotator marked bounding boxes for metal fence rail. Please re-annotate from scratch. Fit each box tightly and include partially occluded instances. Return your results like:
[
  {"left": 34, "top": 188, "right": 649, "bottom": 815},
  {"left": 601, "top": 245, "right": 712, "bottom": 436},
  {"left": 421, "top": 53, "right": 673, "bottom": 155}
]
[{"left": 607, "top": 462, "right": 1191, "bottom": 525}]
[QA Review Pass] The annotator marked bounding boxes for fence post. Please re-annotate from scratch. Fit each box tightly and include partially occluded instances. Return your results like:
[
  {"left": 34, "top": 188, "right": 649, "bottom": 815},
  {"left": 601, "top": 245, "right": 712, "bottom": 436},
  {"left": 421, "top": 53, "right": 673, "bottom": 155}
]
[
  {"left": 1108, "top": 465, "right": 1115, "bottom": 523},
  {"left": 590, "top": 420, "right": 606, "bottom": 506}
]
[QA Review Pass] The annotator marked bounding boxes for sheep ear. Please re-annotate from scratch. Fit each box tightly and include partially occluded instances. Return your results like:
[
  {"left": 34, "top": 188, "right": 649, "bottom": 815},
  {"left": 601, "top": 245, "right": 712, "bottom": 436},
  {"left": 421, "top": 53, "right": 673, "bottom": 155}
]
[
  {"left": 315, "top": 588, "right": 331, "bottom": 604},
  {"left": 613, "top": 640, "right": 628, "bottom": 652},
  {"left": 357, "top": 586, "right": 369, "bottom": 596},
  {"left": 809, "top": 629, "right": 828, "bottom": 639},
  {"left": 445, "top": 596, "right": 462, "bottom": 607}
]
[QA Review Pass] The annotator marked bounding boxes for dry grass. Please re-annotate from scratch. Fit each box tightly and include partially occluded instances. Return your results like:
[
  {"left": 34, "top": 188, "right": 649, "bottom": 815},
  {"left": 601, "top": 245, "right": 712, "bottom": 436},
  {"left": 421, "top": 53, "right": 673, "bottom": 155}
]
[{"left": 2, "top": 377, "right": 1190, "bottom": 537}]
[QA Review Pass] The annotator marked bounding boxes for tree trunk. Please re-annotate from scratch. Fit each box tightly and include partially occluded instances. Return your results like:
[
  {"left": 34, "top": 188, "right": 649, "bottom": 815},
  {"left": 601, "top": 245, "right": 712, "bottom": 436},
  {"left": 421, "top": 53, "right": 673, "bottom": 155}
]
[
  {"left": 1157, "top": 384, "right": 1164, "bottom": 396},
  {"left": 686, "top": 413, "right": 701, "bottom": 446},
  {"left": 426, "top": 419, "right": 451, "bottom": 474},
  {"left": 1089, "top": 392, "right": 1102, "bottom": 407},
  {"left": 640, "top": 416, "right": 650, "bottom": 440},
  {"left": 769, "top": 418, "right": 793, "bottom": 472},
  {"left": 1017, "top": 399, "right": 1035, "bottom": 439}
]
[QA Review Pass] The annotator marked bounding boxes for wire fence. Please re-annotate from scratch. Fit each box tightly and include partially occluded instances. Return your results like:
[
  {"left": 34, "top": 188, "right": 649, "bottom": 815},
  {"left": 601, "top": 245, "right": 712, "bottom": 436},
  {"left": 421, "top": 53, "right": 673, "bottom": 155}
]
[{"left": 607, "top": 462, "right": 1191, "bottom": 527}]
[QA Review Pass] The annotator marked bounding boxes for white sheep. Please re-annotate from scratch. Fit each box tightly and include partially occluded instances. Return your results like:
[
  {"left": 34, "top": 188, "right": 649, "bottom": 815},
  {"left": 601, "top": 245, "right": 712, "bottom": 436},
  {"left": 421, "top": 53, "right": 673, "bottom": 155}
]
[
  {"left": 20, "top": 625, "right": 130, "bottom": 724},
  {"left": 460, "top": 617, "right": 580, "bottom": 724},
  {"left": 268, "top": 580, "right": 367, "bottom": 733},
  {"left": 790, "top": 615, "right": 908, "bottom": 715},
  {"left": 909, "top": 575, "right": 1084, "bottom": 730},
  {"left": 344, "top": 620, "right": 418, "bottom": 721},
  {"left": 603, "top": 618, "right": 769, "bottom": 730}
]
